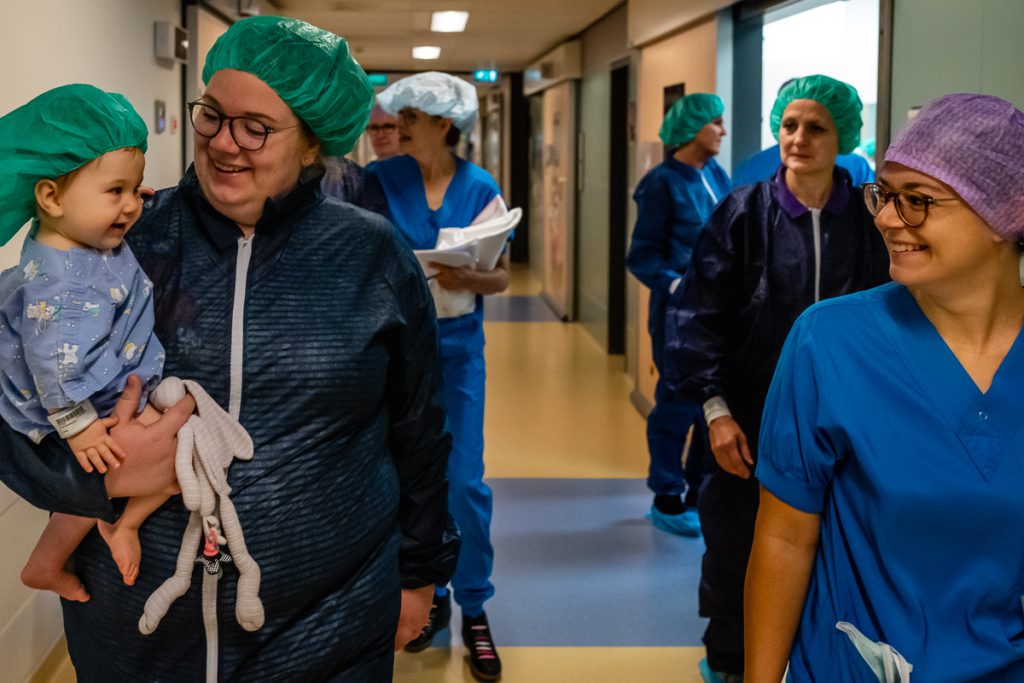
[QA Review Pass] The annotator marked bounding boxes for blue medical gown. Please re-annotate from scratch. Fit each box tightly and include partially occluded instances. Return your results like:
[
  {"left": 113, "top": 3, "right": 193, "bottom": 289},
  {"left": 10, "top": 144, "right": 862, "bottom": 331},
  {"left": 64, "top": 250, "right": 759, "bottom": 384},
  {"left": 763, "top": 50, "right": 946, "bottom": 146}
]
[
  {"left": 758, "top": 283, "right": 1024, "bottom": 682},
  {"left": 627, "top": 156, "right": 730, "bottom": 496},
  {"left": 368, "top": 154, "right": 501, "bottom": 614},
  {"left": 627, "top": 156, "right": 730, "bottom": 300},
  {"left": 732, "top": 144, "right": 874, "bottom": 188},
  {"left": 0, "top": 236, "right": 164, "bottom": 441}
]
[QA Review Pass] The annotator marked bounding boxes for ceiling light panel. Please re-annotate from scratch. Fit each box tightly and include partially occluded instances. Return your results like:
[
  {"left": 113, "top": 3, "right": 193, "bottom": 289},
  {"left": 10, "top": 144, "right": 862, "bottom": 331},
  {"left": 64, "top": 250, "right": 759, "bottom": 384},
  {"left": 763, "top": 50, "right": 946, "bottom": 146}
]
[
  {"left": 412, "top": 45, "right": 442, "bottom": 60},
  {"left": 431, "top": 11, "right": 469, "bottom": 32}
]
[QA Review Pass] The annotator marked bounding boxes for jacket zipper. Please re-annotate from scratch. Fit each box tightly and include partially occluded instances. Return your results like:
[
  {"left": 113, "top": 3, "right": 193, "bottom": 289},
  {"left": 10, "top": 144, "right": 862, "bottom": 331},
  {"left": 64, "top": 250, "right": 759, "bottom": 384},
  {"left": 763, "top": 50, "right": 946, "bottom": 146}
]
[
  {"left": 229, "top": 236, "right": 252, "bottom": 419},
  {"left": 810, "top": 208, "right": 822, "bottom": 303},
  {"left": 204, "top": 234, "right": 253, "bottom": 683}
]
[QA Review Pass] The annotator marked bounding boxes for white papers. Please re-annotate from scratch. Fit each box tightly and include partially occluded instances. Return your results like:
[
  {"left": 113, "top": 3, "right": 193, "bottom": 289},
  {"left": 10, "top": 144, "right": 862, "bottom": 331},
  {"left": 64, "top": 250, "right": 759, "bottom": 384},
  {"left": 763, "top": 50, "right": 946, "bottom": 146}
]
[
  {"left": 471, "top": 194, "right": 513, "bottom": 225},
  {"left": 414, "top": 200, "right": 523, "bottom": 319},
  {"left": 413, "top": 206, "right": 523, "bottom": 276},
  {"left": 415, "top": 243, "right": 477, "bottom": 278}
]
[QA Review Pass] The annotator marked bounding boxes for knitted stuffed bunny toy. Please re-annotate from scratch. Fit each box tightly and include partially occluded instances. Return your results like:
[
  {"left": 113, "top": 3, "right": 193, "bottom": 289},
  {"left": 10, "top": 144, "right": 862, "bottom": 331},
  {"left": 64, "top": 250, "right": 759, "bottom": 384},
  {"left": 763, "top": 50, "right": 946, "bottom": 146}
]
[{"left": 139, "top": 377, "right": 263, "bottom": 634}]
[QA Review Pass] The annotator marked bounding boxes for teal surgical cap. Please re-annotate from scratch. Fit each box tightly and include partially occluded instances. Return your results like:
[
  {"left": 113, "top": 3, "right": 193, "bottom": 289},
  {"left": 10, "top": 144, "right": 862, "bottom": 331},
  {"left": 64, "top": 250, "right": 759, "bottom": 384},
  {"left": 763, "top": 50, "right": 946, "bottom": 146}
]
[
  {"left": 770, "top": 75, "right": 863, "bottom": 154},
  {"left": 202, "top": 16, "right": 374, "bottom": 156},
  {"left": 377, "top": 72, "right": 479, "bottom": 133},
  {"left": 659, "top": 93, "right": 725, "bottom": 147},
  {"left": 0, "top": 83, "right": 148, "bottom": 246}
]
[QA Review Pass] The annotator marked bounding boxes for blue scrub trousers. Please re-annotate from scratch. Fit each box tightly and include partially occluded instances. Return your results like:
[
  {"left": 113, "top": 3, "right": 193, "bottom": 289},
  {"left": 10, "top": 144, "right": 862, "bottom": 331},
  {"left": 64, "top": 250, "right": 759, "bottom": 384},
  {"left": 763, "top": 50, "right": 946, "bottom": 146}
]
[
  {"left": 647, "top": 314, "right": 703, "bottom": 504},
  {"left": 442, "top": 350, "right": 495, "bottom": 617}
]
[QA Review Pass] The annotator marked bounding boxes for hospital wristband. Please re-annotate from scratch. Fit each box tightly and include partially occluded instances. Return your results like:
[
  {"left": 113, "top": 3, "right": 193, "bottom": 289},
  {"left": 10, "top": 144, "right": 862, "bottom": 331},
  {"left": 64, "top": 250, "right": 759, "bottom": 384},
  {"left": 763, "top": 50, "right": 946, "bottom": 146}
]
[
  {"left": 703, "top": 396, "right": 732, "bottom": 424},
  {"left": 47, "top": 400, "right": 99, "bottom": 439}
]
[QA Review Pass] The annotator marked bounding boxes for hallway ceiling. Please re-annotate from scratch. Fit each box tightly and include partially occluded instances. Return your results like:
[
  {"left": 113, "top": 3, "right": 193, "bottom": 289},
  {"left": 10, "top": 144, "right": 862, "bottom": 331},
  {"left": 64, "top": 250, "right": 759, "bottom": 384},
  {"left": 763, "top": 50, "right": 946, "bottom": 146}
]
[{"left": 264, "top": 0, "right": 622, "bottom": 72}]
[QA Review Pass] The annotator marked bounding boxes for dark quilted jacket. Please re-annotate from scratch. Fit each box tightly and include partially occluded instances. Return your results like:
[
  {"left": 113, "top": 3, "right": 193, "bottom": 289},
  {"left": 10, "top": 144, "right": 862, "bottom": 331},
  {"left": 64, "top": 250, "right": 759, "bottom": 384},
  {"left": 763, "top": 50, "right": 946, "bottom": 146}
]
[{"left": 0, "top": 166, "right": 459, "bottom": 681}]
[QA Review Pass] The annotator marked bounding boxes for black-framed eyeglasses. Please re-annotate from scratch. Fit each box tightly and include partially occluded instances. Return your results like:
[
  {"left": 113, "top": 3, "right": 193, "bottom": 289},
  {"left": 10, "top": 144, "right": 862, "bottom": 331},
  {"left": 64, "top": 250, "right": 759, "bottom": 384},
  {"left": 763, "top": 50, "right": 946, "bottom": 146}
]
[
  {"left": 187, "top": 101, "right": 299, "bottom": 151},
  {"left": 366, "top": 123, "right": 397, "bottom": 134},
  {"left": 862, "top": 182, "right": 961, "bottom": 228}
]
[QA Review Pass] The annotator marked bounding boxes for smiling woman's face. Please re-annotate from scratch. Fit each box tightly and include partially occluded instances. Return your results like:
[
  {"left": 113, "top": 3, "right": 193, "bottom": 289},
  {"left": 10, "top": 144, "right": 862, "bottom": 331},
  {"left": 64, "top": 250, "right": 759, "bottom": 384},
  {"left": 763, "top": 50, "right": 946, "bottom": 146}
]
[
  {"left": 193, "top": 69, "right": 320, "bottom": 230},
  {"left": 873, "top": 162, "right": 1003, "bottom": 290}
]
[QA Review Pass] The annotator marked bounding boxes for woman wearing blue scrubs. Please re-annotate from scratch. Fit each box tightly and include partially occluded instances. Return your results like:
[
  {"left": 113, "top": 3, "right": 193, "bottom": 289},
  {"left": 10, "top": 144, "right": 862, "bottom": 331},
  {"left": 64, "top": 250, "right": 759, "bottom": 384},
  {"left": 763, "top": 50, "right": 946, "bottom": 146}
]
[
  {"left": 368, "top": 71, "right": 508, "bottom": 682},
  {"left": 627, "top": 93, "right": 730, "bottom": 537},
  {"left": 748, "top": 93, "right": 1024, "bottom": 682}
]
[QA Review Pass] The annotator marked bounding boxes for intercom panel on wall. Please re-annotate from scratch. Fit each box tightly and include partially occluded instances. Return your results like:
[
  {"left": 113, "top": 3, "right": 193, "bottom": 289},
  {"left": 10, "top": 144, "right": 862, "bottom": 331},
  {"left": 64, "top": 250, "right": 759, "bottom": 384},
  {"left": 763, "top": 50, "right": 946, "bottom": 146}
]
[{"left": 154, "top": 21, "right": 188, "bottom": 63}]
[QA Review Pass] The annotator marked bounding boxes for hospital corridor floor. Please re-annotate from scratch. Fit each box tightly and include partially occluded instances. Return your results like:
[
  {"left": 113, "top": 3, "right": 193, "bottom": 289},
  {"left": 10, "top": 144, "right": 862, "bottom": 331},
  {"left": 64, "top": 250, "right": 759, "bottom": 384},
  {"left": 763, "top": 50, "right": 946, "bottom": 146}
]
[{"left": 37, "top": 267, "right": 709, "bottom": 683}]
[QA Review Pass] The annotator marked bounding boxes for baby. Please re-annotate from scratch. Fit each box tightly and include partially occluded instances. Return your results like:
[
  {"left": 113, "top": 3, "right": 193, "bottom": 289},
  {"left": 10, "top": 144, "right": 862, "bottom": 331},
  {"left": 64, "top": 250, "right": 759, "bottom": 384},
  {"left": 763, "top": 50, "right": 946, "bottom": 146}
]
[{"left": 0, "top": 84, "right": 173, "bottom": 600}]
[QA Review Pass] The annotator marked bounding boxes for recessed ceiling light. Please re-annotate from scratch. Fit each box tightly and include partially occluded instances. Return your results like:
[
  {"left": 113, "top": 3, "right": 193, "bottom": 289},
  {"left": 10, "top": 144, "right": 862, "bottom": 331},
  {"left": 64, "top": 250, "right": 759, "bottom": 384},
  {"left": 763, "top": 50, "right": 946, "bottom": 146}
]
[
  {"left": 431, "top": 11, "right": 469, "bottom": 33},
  {"left": 412, "top": 45, "right": 442, "bottom": 60}
]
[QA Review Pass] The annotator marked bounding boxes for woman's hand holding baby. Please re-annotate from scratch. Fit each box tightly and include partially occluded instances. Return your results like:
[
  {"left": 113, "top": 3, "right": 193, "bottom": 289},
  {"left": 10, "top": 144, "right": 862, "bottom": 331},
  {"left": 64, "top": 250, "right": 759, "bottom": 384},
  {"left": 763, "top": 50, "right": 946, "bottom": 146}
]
[{"left": 104, "top": 375, "right": 194, "bottom": 499}]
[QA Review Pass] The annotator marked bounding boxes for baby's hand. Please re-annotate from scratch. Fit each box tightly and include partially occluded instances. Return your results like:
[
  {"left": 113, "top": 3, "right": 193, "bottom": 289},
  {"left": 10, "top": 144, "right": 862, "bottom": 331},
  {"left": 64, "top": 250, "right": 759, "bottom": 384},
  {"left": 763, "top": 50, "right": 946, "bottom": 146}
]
[{"left": 66, "top": 416, "right": 124, "bottom": 474}]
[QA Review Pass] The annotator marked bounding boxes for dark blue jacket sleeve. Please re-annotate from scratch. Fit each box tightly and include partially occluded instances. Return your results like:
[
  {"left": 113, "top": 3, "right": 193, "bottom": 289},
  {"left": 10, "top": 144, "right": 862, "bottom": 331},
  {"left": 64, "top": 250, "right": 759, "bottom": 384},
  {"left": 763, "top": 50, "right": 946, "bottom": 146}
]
[
  {"left": 360, "top": 172, "right": 390, "bottom": 218},
  {"left": 360, "top": 169, "right": 391, "bottom": 223},
  {"left": 382, "top": 240, "right": 460, "bottom": 588},
  {"left": 627, "top": 172, "right": 680, "bottom": 294},
  {"left": 663, "top": 188, "right": 753, "bottom": 405},
  {"left": 0, "top": 424, "right": 117, "bottom": 521}
]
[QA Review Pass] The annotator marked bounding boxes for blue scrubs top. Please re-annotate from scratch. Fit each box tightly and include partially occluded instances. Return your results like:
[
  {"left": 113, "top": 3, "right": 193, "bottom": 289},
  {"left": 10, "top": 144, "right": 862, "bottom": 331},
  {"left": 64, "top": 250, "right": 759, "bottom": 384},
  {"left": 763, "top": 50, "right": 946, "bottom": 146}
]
[
  {"left": 369, "top": 155, "right": 501, "bottom": 358},
  {"left": 627, "top": 155, "right": 731, "bottom": 295},
  {"left": 758, "top": 282, "right": 1024, "bottom": 682},
  {"left": 627, "top": 156, "right": 730, "bottom": 351},
  {"left": 732, "top": 144, "right": 874, "bottom": 188}
]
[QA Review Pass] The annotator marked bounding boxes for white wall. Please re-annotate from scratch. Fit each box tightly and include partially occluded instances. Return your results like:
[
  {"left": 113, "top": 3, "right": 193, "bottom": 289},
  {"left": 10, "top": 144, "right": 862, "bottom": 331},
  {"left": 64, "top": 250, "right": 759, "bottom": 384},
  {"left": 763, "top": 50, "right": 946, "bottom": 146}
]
[
  {"left": 0, "top": 1, "right": 183, "bottom": 678},
  {"left": 0, "top": 0, "right": 184, "bottom": 270}
]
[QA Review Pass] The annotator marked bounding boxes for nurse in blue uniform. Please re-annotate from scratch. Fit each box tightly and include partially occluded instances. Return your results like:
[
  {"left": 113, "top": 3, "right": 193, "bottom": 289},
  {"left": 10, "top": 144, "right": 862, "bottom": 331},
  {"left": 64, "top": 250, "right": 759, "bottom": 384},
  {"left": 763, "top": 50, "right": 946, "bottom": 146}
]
[
  {"left": 368, "top": 71, "right": 508, "bottom": 682},
  {"left": 627, "top": 93, "right": 730, "bottom": 536},
  {"left": 747, "top": 93, "right": 1024, "bottom": 683}
]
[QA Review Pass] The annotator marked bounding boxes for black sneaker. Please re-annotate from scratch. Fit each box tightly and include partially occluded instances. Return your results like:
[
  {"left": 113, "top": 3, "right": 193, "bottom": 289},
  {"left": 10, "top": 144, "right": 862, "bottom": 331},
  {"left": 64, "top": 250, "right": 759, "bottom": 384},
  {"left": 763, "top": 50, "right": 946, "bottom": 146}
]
[
  {"left": 462, "top": 612, "right": 502, "bottom": 681},
  {"left": 404, "top": 591, "right": 451, "bottom": 653}
]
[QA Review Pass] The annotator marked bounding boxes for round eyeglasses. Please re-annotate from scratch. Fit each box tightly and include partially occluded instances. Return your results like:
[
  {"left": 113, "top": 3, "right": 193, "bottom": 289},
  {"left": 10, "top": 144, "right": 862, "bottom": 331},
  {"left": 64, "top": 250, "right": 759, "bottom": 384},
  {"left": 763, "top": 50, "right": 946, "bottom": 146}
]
[
  {"left": 863, "top": 182, "right": 961, "bottom": 228},
  {"left": 187, "top": 101, "right": 299, "bottom": 151}
]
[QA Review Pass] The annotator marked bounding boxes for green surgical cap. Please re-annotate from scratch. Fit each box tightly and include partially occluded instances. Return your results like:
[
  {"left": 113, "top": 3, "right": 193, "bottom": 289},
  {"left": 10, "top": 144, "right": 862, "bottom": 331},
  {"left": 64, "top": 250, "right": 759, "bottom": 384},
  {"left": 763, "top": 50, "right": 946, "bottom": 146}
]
[
  {"left": 202, "top": 16, "right": 374, "bottom": 157},
  {"left": 659, "top": 93, "right": 724, "bottom": 147},
  {"left": 770, "top": 75, "right": 863, "bottom": 154},
  {"left": 0, "top": 83, "right": 148, "bottom": 246}
]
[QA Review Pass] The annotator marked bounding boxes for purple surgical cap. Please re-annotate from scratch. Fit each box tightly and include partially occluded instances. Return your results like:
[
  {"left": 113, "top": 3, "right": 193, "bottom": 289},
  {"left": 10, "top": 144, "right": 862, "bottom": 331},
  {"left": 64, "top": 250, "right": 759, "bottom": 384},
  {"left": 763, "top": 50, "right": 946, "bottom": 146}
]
[{"left": 884, "top": 93, "right": 1024, "bottom": 241}]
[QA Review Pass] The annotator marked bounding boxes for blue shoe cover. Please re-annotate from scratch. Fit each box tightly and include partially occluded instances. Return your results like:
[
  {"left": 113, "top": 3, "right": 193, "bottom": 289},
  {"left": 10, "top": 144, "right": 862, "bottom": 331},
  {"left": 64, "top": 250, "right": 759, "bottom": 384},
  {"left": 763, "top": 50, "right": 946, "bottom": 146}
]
[
  {"left": 699, "top": 658, "right": 724, "bottom": 683},
  {"left": 646, "top": 504, "right": 701, "bottom": 537}
]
